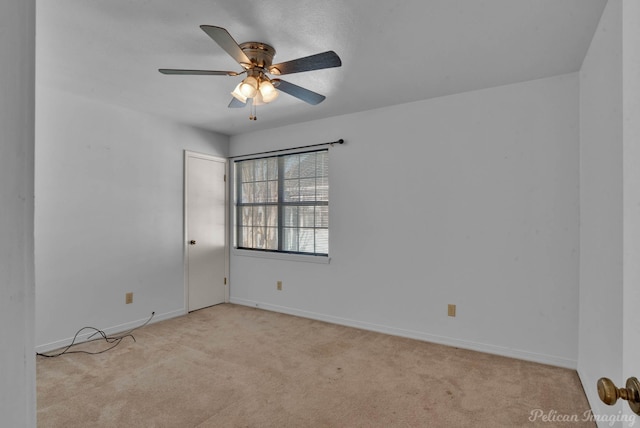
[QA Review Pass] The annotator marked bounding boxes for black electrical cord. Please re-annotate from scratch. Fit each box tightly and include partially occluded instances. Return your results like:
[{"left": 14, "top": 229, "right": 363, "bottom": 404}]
[{"left": 36, "top": 311, "right": 155, "bottom": 358}]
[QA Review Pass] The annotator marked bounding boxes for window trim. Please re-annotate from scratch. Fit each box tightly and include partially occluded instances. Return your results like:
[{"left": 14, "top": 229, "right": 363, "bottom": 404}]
[
  {"left": 232, "top": 247, "right": 331, "bottom": 264},
  {"left": 233, "top": 149, "right": 329, "bottom": 258}
]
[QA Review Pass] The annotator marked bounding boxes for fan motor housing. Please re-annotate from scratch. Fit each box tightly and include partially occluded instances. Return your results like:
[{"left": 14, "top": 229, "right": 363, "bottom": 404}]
[{"left": 239, "top": 42, "right": 276, "bottom": 69}]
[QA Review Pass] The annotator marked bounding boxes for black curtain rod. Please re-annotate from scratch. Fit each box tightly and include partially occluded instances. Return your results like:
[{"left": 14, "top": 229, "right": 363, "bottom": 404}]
[{"left": 228, "top": 139, "right": 344, "bottom": 160}]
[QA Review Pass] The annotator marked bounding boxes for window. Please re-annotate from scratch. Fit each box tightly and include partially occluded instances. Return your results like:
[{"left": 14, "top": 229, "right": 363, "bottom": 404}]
[{"left": 234, "top": 150, "right": 328, "bottom": 256}]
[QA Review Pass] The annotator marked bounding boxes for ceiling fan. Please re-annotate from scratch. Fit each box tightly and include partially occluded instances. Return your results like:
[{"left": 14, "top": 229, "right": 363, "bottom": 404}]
[{"left": 159, "top": 25, "right": 342, "bottom": 120}]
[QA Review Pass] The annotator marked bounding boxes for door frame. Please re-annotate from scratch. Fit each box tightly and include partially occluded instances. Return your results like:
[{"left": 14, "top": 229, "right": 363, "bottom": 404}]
[{"left": 183, "top": 150, "right": 229, "bottom": 313}]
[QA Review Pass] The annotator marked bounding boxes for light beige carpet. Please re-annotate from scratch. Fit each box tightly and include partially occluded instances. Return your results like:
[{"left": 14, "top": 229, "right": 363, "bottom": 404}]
[{"left": 37, "top": 304, "right": 594, "bottom": 427}]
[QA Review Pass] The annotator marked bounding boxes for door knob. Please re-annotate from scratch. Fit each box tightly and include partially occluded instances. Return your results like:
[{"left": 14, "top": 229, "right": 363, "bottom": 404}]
[
  {"left": 189, "top": 240, "right": 196, "bottom": 245},
  {"left": 597, "top": 377, "right": 640, "bottom": 415}
]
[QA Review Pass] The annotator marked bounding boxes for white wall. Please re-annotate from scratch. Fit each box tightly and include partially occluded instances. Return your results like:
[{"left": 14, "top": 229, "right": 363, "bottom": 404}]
[
  {"left": 230, "top": 73, "right": 580, "bottom": 368},
  {"left": 35, "top": 87, "right": 229, "bottom": 350},
  {"left": 578, "top": 0, "right": 625, "bottom": 422},
  {"left": 0, "top": 0, "right": 36, "bottom": 426}
]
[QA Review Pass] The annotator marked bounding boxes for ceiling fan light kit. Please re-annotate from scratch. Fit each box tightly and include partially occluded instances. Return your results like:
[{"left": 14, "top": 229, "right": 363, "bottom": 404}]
[
  {"left": 259, "top": 80, "right": 278, "bottom": 103},
  {"left": 159, "top": 25, "right": 341, "bottom": 121},
  {"left": 239, "top": 75, "right": 259, "bottom": 98},
  {"left": 231, "top": 83, "right": 247, "bottom": 103}
]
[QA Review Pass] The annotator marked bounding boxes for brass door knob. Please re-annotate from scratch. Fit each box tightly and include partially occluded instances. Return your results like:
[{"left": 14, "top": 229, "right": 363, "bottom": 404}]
[
  {"left": 189, "top": 240, "right": 196, "bottom": 245},
  {"left": 597, "top": 377, "right": 640, "bottom": 415}
]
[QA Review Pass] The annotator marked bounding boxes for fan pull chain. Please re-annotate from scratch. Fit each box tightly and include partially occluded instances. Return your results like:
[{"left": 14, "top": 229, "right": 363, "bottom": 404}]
[{"left": 249, "top": 99, "right": 257, "bottom": 121}]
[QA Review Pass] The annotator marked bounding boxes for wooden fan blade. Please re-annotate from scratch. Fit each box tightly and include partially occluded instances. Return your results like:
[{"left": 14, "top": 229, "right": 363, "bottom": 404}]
[
  {"left": 273, "top": 79, "right": 326, "bottom": 105},
  {"left": 200, "top": 25, "right": 252, "bottom": 66},
  {"left": 228, "top": 97, "right": 246, "bottom": 108},
  {"left": 269, "top": 51, "right": 341, "bottom": 75},
  {"left": 159, "top": 69, "right": 239, "bottom": 76}
]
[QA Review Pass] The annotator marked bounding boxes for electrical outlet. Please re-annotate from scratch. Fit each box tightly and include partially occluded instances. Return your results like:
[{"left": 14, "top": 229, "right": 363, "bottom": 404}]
[
  {"left": 448, "top": 304, "right": 456, "bottom": 317},
  {"left": 277, "top": 281, "right": 282, "bottom": 291},
  {"left": 126, "top": 292, "right": 133, "bottom": 304}
]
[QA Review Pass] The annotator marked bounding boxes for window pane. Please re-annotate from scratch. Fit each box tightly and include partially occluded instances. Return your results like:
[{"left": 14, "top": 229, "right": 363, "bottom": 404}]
[
  {"left": 299, "top": 153, "right": 316, "bottom": 178},
  {"left": 253, "top": 159, "right": 267, "bottom": 181},
  {"left": 240, "top": 160, "right": 254, "bottom": 182},
  {"left": 316, "top": 151, "right": 328, "bottom": 177},
  {"left": 267, "top": 181, "right": 278, "bottom": 202},
  {"left": 316, "top": 177, "right": 328, "bottom": 202},
  {"left": 284, "top": 206, "right": 298, "bottom": 227},
  {"left": 255, "top": 159, "right": 278, "bottom": 181},
  {"left": 265, "top": 227, "right": 278, "bottom": 250},
  {"left": 284, "top": 154, "right": 299, "bottom": 179},
  {"left": 267, "top": 158, "right": 278, "bottom": 180},
  {"left": 299, "top": 178, "right": 316, "bottom": 201},
  {"left": 241, "top": 206, "right": 253, "bottom": 227},
  {"left": 266, "top": 206, "right": 278, "bottom": 228},
  {"left": 283, "top": 228, "right": 298, "bottom": 252},
  {"left": 253, "top": 205, "right": 266, "bottom": 227},
  {"left": 241, "top": 182, "right": 254, "bottom": 203},
  {"left": 252, "top": 228, "right": 260, "bottom": 249},
  {"left": 315, "top": 229, "right": 328, "bottom": 254},
  {"left": 284, "top": 179, "right": 299, "bottom": 202},
  {"left": 300, "top": 206, "right": 314, "bottom": 227},
  {"left": 316, "top": 206, "right": 329, "bottom": 228},
  {"left": 298, "top": 228, "right": 315, "bottom": 253},
  {"left": 253, "top": 226, "right": 266, "bottom": 249},
  {"left": 240, "top": 227, "right": 253, "bottom": 248},
  {"left": 254, "top": 181, "right": 267, "bottom": 203}
]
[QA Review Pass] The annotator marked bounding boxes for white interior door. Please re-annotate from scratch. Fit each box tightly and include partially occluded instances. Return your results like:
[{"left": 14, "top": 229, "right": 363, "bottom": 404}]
[{"left": 185, "top": 152, "right": 227, "bottom": 312}]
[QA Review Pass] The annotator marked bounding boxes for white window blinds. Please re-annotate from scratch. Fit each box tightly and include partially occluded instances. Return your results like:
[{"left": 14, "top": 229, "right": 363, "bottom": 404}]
[{"left": 235, "top": 149, "right": 328, "bottom": 256}]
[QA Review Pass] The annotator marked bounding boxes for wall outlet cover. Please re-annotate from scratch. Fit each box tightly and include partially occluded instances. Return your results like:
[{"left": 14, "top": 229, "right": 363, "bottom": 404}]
[{"left": 448, "top": 304, "right": 456, "bottom": 317}]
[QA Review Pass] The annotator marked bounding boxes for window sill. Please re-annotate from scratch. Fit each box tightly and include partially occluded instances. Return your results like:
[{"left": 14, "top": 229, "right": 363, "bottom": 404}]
[{"left": 232, "top": 248, "right": 331, "bottom": 264}]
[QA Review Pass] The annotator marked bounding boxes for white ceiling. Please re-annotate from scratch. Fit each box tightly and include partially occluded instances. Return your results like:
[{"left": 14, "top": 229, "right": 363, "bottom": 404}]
[{"left": 36, "top": 0, "right": 607, "bottom": 136}]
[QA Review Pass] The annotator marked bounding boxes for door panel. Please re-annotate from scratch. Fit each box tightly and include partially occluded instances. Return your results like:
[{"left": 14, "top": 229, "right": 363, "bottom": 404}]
[{"left": 186, "top": 153, "right": 226, "bottom": 311}]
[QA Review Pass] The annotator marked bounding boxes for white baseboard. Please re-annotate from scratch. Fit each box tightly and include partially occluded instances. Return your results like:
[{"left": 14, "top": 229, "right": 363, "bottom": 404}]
[
  {"left": 35, "top": 308, "right": 186, "bottom": 354},
  {"left": 230, "top": 297, "right": 577, "bottom": 369}
]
